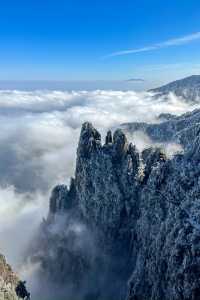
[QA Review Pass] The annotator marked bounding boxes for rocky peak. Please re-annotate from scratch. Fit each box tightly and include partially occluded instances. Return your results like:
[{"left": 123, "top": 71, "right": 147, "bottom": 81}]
[
  {"left": 113, "top": 129, "right": 128, "bottom": 158},
  {"left": 34, "top": 119, "right": 200, "bottom": 300},
  {"left": 77, "top": 122, "right": 101, "bottom": 159},
  {"left": 105, "top": 130, "right": 113, "bottom": 145}
]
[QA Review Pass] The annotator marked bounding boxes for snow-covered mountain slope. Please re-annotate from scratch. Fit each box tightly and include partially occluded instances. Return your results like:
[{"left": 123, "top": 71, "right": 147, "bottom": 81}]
[
  {"left": 150, "top": 75, "right": 200, "bottom": 102},
  {"left": 121, "top": 108, "right": 200, "bottom": 150}
]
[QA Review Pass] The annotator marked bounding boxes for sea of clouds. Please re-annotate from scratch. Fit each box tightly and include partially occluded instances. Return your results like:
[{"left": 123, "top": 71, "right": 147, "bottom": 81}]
[{"left": 0, "top": 88, "right": 199, "bottom": 295}]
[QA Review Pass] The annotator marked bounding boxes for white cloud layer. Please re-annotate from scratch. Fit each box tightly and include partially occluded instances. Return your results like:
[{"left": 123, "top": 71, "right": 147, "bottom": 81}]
[{"left": 0, "top": 89, "right": 199, "bottom": 192}]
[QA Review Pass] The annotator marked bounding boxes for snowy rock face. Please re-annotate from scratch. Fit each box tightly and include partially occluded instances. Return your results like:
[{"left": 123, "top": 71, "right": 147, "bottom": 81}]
[
  {"left": 121, "top": 108, "right": 200, "bottom": 150},
  {"left": 35, "top": 118, "right": 200, "bottom": 300},
  {"left": 149, "top": 75, "right": 200, "bottom": 103},
  {"left": 75, "top": 123, "right": 139, "bottom": 233}
]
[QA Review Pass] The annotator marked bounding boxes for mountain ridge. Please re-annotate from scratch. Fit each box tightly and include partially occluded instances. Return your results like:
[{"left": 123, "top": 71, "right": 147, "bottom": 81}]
[
  {"left": 149, "top": 75, "right": 200, "bottom": 102},
  {"left": 121, "top": 108, "right": 200, "bottom": 150}
]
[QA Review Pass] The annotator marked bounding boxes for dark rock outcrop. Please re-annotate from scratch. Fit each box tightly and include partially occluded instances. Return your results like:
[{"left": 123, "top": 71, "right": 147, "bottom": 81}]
[{"left": 33, "top": 119, "right": 200, "bottom": 300}]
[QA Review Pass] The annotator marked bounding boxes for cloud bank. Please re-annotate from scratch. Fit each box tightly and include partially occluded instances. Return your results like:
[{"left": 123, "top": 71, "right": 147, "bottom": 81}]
[{"left": 0, "top": 89, "right": 199, "bottom": 193}]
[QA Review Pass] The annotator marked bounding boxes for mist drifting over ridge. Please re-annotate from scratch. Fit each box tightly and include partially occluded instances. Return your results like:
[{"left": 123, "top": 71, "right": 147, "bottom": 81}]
[
  {"left": 0, "top": 0, "right": 200, "bottom": 298},
  {"left": 0, "top": 89, "right": 198, "bottom": 191}
]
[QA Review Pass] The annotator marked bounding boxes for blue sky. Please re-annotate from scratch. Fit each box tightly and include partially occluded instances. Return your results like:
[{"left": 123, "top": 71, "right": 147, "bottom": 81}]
[{"left": 0, "top": 0, "right": 200, "bottom": 88}]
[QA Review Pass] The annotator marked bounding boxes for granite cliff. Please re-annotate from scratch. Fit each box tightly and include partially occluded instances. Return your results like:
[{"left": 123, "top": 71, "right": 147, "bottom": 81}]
[
  {"left": 0, "top": 254, "right": 29, "bottom": 300},
  {"left": 33, "top": 114, "right": 200, "bottom": 300}
]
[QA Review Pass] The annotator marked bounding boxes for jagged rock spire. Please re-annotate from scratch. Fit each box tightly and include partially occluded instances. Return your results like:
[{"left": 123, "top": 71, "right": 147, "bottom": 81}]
[
  {"left": 105, "top": 130, "right": 112, "bottom": 145},
  {"left": 77, "top": 122, "right": 101, "bottom": 158},
  {"left": 113, "top": 129, "right": 128, "bottom": 158},
  {"left": 127, "top": 142, "right": 140, "bottom": 174}
]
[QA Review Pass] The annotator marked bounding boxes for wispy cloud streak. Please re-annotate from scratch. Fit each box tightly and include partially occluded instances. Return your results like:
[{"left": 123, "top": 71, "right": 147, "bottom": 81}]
[{"left": 104, "top": 32, "right": 200, "bottom": 58}]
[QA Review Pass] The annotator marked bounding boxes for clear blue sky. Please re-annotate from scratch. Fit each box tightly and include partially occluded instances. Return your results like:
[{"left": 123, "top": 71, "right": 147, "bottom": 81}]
[{"left": 0, "top": 0, "right": 200, "bottom": 87}]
